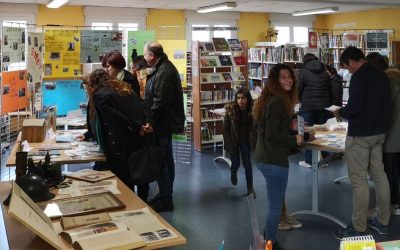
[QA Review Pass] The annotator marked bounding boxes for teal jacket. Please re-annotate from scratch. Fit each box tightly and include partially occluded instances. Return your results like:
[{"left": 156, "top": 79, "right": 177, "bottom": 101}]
[{"left": 255, "top": 96, "right": 298, "bottom": 168}]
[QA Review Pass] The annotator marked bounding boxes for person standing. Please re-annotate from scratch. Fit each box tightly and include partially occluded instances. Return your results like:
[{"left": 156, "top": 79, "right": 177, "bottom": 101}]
[
  {"left": 297, "top": 53, "right": 331, "bottom": 168},
  {"left": 102, "top": 51, "right": 140, "bottom": 96},
  {"left": 130, "top": 55, "right": 149, "bottom": 100},
  {"left": 333, "top": 47, "right": 391, "bottom": 238},
  {"left": 223, "top": 88, "right": 256, "bottom": 196},
  {"left": 143, "top": 42, "right": 185, "bottom": 212},
  {"left": 88, "top": 69, "right": 152, "bottom": 202},
  {"left": 253, "top": 63, "right": 304, "bottom": 249}
]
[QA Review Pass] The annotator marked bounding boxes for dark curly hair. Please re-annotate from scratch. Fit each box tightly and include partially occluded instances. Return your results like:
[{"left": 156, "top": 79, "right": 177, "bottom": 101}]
[{"left": 89, "top": 69, "right": 132, "bottom": 96}]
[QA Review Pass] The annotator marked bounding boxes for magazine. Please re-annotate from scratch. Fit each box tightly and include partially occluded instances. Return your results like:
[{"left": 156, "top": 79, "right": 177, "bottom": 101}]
[
  {"left": 227, "top": 39, "right": 243, "bottom": 51},
  {"left": 212, "top": 38, "right": 230, "bottom": 52},
  {"left": 218, "top": 55, "right": 233, "bottom": 66},
  {"left": 200, "top": 42, "right": 215, "bottom": 53},
  {"left": 233, "top": 56, "right": 246, "bottom": 65}
]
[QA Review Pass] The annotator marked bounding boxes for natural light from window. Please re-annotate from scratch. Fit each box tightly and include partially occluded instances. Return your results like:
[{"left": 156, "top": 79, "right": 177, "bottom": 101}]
[
  {"left": 275, "top": 26, "right": 290, "bottom": 45},
  {"left": 294, "top": 26, "right": 309, "bottom": 44}
]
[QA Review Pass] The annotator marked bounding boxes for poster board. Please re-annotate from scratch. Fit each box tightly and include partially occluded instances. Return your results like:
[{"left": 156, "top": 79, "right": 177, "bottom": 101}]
[
  {"left": 158, "top": 40, "right": 187, "bottom": 87},
  {"left": 27, "top": 32, "right": 44, "bottom": 85},
  {"left": 1, "top": 70, "right": 28, "bottom": 113},
  {"left": 127, "top": 31, "right": 155, "bottom": 66},
  {"left": 366, "top": 32, "right": 389, "bottom": 49},
  {"left": 42, "top": 80, "right": 87, "bottom": 116},
  {"left": 2, "top": 26, "right": 25, "bottom": 67},
  {"left": 80, "top": 30, "right": 123, "bottom": 63},
  {"left": 44, "top": 30, "right": 81, "bottom": 78}
]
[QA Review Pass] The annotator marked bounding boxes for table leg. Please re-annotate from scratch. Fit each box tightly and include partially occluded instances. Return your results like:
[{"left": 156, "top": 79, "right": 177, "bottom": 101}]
[
  {"left": 214, "top": 141, "right": 231, "bottom": 167},
  {"left": 291, "top": 149, "right": 347, "bottom": 228}
]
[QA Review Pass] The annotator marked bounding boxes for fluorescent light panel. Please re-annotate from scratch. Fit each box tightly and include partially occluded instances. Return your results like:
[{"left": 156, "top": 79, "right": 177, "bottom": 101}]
[
  {"left": 197, "top": 2, "right": 237, "bottom": 13},
  {"left": 47, "top": 0, "right": 69, "bottom": 8},
  {"left": 292, "top": 7, "right": 339, "bottom": 16}
]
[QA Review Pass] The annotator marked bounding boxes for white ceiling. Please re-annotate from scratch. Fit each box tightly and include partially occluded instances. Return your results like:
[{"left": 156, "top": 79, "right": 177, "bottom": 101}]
[{"left": 1, "top": 0, "right": 400, "bottom": 14}]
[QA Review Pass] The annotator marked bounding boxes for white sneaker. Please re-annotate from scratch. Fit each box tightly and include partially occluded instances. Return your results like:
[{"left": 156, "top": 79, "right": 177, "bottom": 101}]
[
  {"left": 391, "top": 204, "right": 400, "bottom": 216},
  {"left": 299, "top": 161, "right": 312, "bottom": 168}
]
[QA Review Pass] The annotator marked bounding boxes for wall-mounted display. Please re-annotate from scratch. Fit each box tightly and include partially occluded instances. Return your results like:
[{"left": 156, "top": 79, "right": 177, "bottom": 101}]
[
  {"left": 27, "top": 32, "right": 44, "bottom": 85},
  {"left": 127, "top": 31, "right": 155, "bottom": 66},
  {"left": 1, "top": 70, "right": 28, "bottom": 113},
  {"left": 2, "top": 27, "right": 25, "bottom": 66},
  {"left": 80, "top": 30, "right": 123, "bottom": 63}
]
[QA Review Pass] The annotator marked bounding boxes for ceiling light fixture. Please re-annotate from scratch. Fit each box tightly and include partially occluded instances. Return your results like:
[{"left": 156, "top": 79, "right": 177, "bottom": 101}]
[
  {"left": 47, "top": 0, "right": 69, "bottom": 8},
  {"left": 197, "top": 2, "right": 237, "bottom": 13},
  {"left": 292, "top": 7, "right": 339, "bottom": 16}
]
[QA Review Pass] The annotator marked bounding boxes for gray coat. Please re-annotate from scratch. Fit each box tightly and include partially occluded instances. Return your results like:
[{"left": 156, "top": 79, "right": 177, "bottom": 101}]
[
  {"left": 297, "top": 60, "right": 331, "bottom": 112},
  {"left": 383, "top": 68, "right": 400, "bottom": 153}
]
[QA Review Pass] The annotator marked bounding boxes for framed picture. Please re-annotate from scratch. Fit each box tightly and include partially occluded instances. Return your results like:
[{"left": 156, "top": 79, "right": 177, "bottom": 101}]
[
  {"left": 65, "top": 169, "right": 115, "bottom": 183},
  {"left": 38, "top": 192, "right": 125, "bottom": 219}
]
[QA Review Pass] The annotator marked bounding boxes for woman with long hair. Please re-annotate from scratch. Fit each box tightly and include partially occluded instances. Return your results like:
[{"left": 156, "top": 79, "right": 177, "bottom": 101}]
[
  {"left": 253, "top": 64, "right": 304, "bottom": 249},
  {"left": 87, "top": 69, "right": 152, "bottom": 202},
  {"left": 223, "top": 88, "right": 257, "bottom": 196}
]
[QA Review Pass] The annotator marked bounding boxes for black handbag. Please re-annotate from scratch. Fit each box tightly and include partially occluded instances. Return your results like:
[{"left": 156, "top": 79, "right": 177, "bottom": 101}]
[{"left": 127, "top": 135, "right": 164, "bottom": 185}]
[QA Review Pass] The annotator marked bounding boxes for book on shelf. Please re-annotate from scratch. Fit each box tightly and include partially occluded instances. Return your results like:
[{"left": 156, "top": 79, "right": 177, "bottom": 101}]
[
  {"left": 233, "top": 55, "right": 246, "bottom": 65},
  {"left": 218, "top": 55, "right": 233, "bottom": 66},
  {"left": 222, "top": 72, "right": 233, "bottom": 81},
  {"left": 227, "top": 39, "right": 243, "bottom": 51},
  {"left": 200, "top": 42, "right": 215, "bottom": 53},
  {"left": 207, "top": 73, "right": 224, "bottom": 83},
  {"left": 200, "top": 56, "right": 220, "bottom": 67},
  {"left": 201, "top": 123, "right": 214, "bottom": 141},
  {"left": 248, "top": 48, "right": 265, "bottom": 62},
  {"left": 212, "top": 38, "right": 230, "bottom": 52},
  {"left": 231, "top": 71, "right": 246, "bottom": 81},
  {"left": 200, "top": 73, "right": 209, "bottom": 83},
  {"left": 200, "top": 58, "right": 210, "bottom": 67}
]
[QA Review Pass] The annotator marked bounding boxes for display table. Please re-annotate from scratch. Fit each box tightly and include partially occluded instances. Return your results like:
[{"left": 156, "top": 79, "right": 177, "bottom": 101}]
[
  {"left": 291, "top": 130, "right": 347, "bottom": 228},
  {"left": 0, "top": 176, "right": 186, "bottom": 249},
  {"left": 6, "top": 132, "right": 106, "bottom": 167}
]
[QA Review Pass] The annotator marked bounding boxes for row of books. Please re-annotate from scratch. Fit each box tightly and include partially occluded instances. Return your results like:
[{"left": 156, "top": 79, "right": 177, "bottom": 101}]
[
  {"left": 200, "top": 38, "right": 243, "bottom": 53},
  {"left": 329, "top": 34, "right": 365, "bottom": 48},
  {"left": 248, "top": 47, "right": 302, "bottom": 63},
  {"left": 200, "top": 55, "right": 245, "bottom": 67},
  {"left": 200, "top": 72, "right": 245, "bottom": 83},
  {"left": 200, "top": 108, "right": 223, "bottom": 120},
  {"left": 200, "top": 90, "right": 233, "bottom": 103},
  {"left": 201, "top": 123, "right": 214, "bottom": 141},
  {"left": 248, "top": 63, "right": 275, "bottom": 79}
]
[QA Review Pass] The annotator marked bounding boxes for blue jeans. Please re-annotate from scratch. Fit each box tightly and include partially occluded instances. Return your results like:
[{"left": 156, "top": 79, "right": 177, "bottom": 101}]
[
  {"left": 156, "top": 133, "right": 175, "bottom": 203},
  {"left": 230, "top": 143, "right": 253, "bottom": 185},
  {"left": 257, "top": 163, "right": 288, "bottom": 243},
  {"left": 300, "top": 110, "right": 331, "bottom": 164}
]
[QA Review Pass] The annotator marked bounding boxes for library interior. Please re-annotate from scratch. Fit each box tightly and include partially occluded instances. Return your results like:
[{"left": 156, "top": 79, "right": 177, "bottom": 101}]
[{"left": 1, "top": 0, "right": 400, "bottom": 249}]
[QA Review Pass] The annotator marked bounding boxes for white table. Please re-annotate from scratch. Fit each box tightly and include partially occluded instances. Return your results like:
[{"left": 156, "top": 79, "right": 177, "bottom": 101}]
[{"left": 209, "top": 108, "right": 231, "bottom": 167}]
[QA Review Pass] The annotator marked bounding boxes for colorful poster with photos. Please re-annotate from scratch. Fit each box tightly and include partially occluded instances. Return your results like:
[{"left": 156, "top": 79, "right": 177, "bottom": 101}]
[
  {"left": 158, "top": 40, "right": 187, "bottom": 87},
  {"left": 1, "top": 70, "right": 28, "bottom": 113},
  {"left": 42, "top": 80, "right": 87, "bottom": 116},
  {"left": 2, "top": 27, "right": 26, "bottom": 67},
  {"left": 44, "top": 30, "right": 81, "bottom": 78},
  {"left": 27, "top": 32, "right": 44, "bottom": 85},
  {"left": 127, "top": 31, "right": 155, "bottom": 66},
  {"left": 80, "top": 30, "right": 123, "bottom": 63}
]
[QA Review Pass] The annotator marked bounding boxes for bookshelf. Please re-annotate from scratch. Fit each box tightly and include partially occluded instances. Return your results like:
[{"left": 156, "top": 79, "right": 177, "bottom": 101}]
[{"left": 192, "top": 39, "right": 248, "bottom": 151}]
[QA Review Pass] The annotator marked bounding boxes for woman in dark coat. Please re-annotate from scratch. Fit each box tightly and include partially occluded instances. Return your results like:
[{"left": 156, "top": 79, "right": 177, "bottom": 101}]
[
  {"left": 102, "top": 51, "right": 140, "bottom": 96},
  {"left": 87, "top": 69, "right": 152, "bottom": 201}
]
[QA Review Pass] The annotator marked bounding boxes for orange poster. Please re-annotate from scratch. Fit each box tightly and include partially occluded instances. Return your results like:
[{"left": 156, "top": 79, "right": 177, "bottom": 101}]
[{"left": 1, "top": 70, "right": 29, "bottom": 113}]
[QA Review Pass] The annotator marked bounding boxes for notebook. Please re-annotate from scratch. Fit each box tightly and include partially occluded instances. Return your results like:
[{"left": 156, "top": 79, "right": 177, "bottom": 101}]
[{"left": 340, "top": 235, "right": 376, "bottom": 250}]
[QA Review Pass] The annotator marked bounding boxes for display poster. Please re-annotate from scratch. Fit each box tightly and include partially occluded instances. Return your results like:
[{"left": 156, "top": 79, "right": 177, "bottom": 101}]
[
  {"left": 80, "top": 30, "right": 123, "bottom": 63},
  {"left": 366, "top": 32, "right": 388, "bottom": 49},
  {"left": 27, "top": 32, "right": 44, "bottom": 85},
  {"left": 42, "top": 80, "right": 87, "bottom": 116},
  {"left": 127, "top": 31, "right": 155, "bottom": 66},
  {"left": 1, "top": 70, "right": 28, "bottom": 113},
  {"left": 308, "top": 32, "right": 317, "bottom": 49},
  {"left": 2, "top": 27, "right": 25, "bottom": 66},
  {"left": 158, "top": 40, "right": 187, "bottom": 87},
  {"left": 44, "top": 30, "right": 81, "bottom": 78},
  {"left": 342, "top": 31, "right": 358, "bottom": 47}
]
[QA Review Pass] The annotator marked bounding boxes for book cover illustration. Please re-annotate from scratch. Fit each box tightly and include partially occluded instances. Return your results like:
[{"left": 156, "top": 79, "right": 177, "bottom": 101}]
[
  {"left": 201, "top": 73, "right": 209, "bottom": 83},
  {"left": 200, "top": 42, "right": 215, "bottom": 53},
  {"left": 212, "top": 38, "right": 230, "bottom": 52},
  {"left": 207, "top": 73, "right": 223, "bottom": 83},
  {"left": 218, "top": 55, "right": 233, "bottom": 66},
  {"left": 200, "top": 58, "right": 210, "bottom": 67},
  {"left": 233, "top": 56, "right": 246, "bottom": 65},
  {"left": 227, "top": 39, "right": 243, "bottom": 51},
  {"left": 222, "top": 72, "right": 233, "bottom": 81}
]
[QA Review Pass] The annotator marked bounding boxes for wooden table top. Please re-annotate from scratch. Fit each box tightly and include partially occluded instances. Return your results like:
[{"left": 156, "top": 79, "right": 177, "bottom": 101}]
[{"left": 0, "top": 176, "right": 186, "bottom": 249}]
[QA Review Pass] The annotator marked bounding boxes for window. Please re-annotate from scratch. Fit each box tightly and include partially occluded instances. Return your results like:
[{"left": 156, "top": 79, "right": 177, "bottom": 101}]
[
  {"left": 91, "top": 22, "right": 112, "bottom": 31},
  {"left": 275, "top": 26, "right": 290, "bottom": 45},
  {"left": 274, "top": 24, "right": 309, "bottom": 46},
  {"left": 188, "top": 22, "right": 237, "bottom": 49}
]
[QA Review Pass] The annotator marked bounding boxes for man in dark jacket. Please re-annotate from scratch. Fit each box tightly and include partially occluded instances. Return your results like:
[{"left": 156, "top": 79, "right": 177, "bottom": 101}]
[
  {"left": 297, "top": 53, "right": 331, "bottom": 167},
  {"left": 333, "top": 46, "right": 391, "bottom": 239},
  {"left": 144, "top": 42, "right": 185, "bottom": 212}
]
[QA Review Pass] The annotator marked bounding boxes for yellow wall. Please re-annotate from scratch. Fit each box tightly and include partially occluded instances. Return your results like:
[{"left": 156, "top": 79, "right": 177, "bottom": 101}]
[
  {"left": 36, "top": 5, "right": 84, "bottom": 26},
  {"left": 147, "top": 9, "right": 186, "bottom": 40},
  {"left": 315, "top": 8, "right": 400, "bottom": 40},
  {"left": 238, "top": 13, "right": 269, "bottom": 47}
]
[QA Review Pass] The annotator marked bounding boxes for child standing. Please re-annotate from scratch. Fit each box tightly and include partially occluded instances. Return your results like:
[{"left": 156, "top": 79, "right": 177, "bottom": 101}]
[{"left": 223, "top": 88, "right": 257, "bottom": 196}]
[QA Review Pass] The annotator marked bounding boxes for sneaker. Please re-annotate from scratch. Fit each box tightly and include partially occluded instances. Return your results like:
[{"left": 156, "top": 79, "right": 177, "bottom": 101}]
[
  {"left": 318, "top": 161, "right": 329, "bottom": 168},
  {"left": 247, "top": 185, "right": 256, "bottom": 198},
  {"left": 278, "top": 219, "right": 292, "bottom": 231},
  {"left": 151, "top": 200, "right": 174, "bottom": 213},
  {"left": 231, "top": 171, "right": 238, "bottom": 186},
  {"left": 368, "top": 218, "right": 388, "bottom": 235},
  {"left": 333, "top": 225, "right": 365, "bottom": 240},
  {"left": 299, "top": 161, "right": 312, "bottom": 168},
  {"left": 391, "top": 204, "right": 400, "bottom": 216},
  {"left": 283, "top": 215, "right": 302, "bottom": 229}
]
